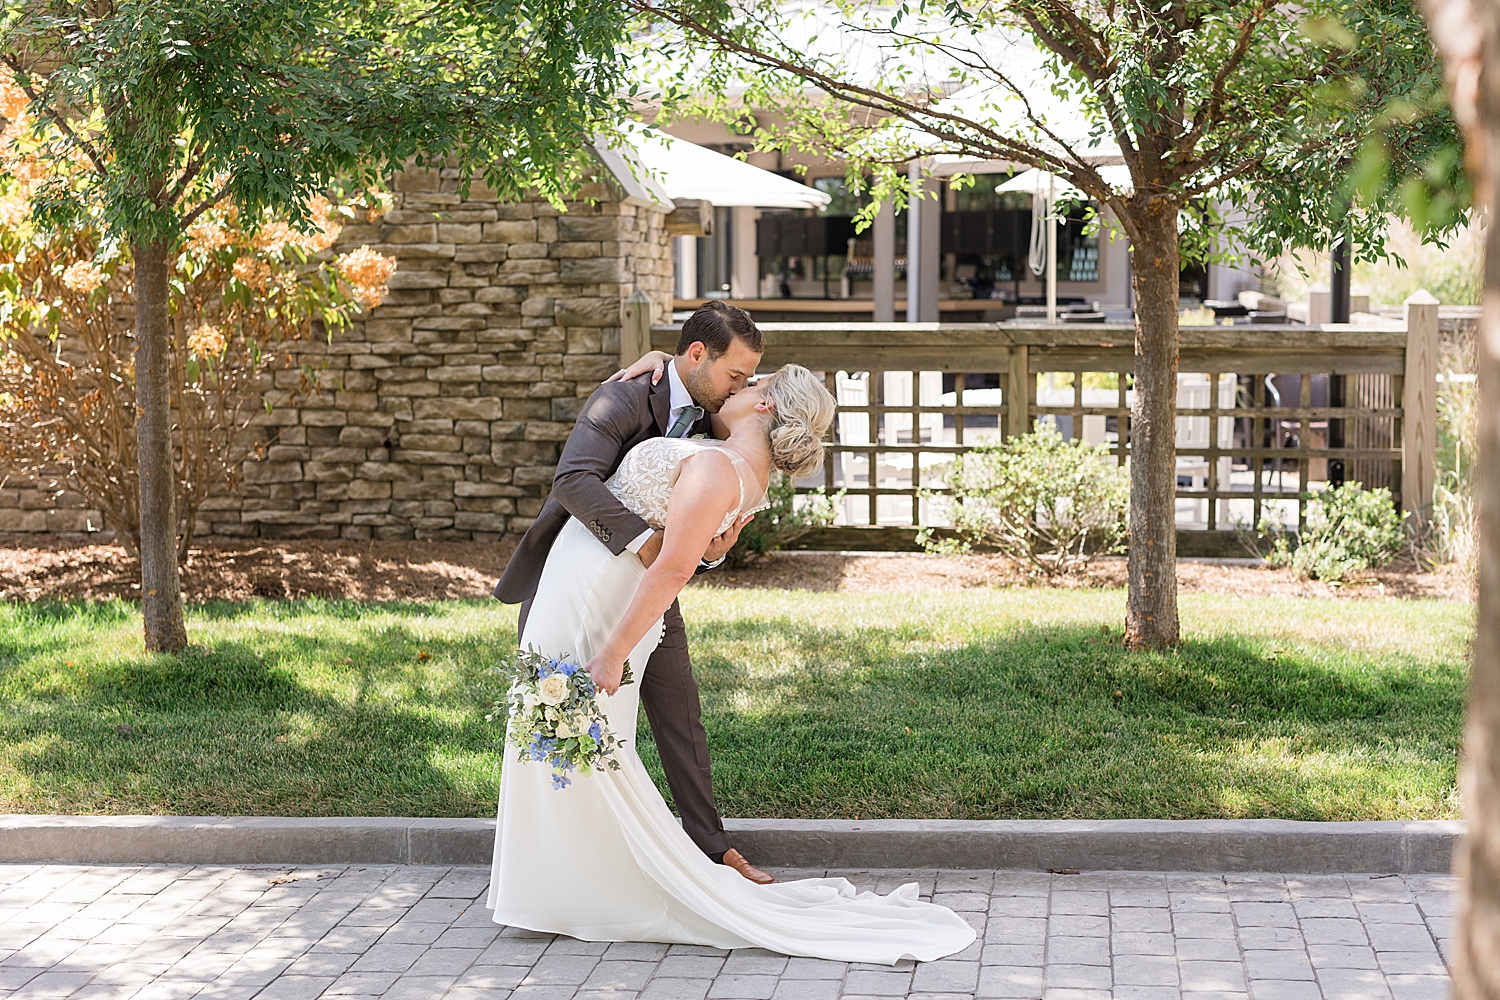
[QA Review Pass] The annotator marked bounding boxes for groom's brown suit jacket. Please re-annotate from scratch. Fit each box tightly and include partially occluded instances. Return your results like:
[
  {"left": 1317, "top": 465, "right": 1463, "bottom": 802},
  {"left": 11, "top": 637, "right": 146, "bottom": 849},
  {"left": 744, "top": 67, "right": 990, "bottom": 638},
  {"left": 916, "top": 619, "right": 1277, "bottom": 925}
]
[
  {"left": 492, "top": 372, "right": 727, "bottom": 856},
  {"left": 494, "top": 371, "right": 709, "bottom": 603}
]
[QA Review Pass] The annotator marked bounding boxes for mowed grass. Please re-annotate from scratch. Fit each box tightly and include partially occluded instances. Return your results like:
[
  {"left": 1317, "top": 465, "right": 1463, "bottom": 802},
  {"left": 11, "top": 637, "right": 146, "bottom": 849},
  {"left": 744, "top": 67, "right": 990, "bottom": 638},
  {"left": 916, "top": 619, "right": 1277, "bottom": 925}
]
[{"left": 0, "top": 589, "right": 1470, "bottom": 820}]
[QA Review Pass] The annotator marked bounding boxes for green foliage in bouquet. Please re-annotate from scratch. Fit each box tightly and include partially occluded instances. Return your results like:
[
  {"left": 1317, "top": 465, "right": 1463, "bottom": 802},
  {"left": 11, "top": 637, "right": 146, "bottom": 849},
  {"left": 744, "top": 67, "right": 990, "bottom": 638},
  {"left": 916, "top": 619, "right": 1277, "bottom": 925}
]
[
  {"left": 1260, "top": 482, "right": 1408, "bottom": 582},
  {"left": 918, "top": 423, "right": 1129, "bottom": 578},
  {"left": 725, "top": 472, "right": 842, "bottom": 569},
  {"left": 490, "top": 647, "right": 633, "bottom": 789}
]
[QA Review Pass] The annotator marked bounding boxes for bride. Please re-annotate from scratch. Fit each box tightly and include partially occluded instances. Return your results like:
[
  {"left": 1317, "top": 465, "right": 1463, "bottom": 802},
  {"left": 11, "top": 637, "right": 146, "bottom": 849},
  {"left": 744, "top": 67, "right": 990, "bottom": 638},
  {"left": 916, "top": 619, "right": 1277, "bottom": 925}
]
[{"left": 487, "top": 363, "right": 976, "bottom": 963}]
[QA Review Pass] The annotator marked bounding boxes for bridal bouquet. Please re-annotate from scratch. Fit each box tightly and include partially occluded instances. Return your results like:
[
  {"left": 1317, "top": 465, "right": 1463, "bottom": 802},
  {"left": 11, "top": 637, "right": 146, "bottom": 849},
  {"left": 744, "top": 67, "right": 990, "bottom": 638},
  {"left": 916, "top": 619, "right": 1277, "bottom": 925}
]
[{"left": 492, "top": 647, "right": 633, "bottom": 789}]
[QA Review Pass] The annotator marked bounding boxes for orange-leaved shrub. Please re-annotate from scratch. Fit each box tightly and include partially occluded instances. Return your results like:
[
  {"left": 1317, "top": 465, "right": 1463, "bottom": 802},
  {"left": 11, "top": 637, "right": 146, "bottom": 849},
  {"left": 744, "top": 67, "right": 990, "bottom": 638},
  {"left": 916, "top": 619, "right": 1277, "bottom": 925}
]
[{"left": 0, "top": 68, "right": 396, "bottom": 557}]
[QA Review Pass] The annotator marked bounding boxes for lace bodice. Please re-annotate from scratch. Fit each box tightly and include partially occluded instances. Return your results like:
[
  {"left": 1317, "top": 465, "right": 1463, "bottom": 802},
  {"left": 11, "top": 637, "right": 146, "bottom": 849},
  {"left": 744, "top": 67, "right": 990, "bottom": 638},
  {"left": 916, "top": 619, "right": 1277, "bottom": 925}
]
[{"left": 606, "top": 437, "right": 769, "bottom": 535}]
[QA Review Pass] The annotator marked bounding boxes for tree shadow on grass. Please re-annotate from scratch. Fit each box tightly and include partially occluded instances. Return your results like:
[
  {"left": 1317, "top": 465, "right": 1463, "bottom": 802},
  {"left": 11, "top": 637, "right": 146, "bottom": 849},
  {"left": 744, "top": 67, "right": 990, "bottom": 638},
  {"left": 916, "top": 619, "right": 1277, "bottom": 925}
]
[
  {"left": 5, "top": 599, "right": 142, "bottom": 626},
  {"left": 0, "top": 600, "right": 1463, "bottom": 821},
  {"left": 0, "top": 610, "right": 518, "bottom": 817},
  {"left": 6, "top": 697, "right": 503, "bottom": 816},
  {"left": 647, "top": 617, "right": 1464, "bottom": 822},
  {"left": 686, "top": 614, "right": 1457, "bottom": 722}
]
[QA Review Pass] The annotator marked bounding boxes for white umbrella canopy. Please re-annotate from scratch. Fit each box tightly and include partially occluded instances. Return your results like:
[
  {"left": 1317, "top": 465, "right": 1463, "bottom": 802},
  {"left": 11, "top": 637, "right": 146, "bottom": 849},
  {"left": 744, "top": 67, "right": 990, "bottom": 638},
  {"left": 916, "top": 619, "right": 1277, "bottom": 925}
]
[
  {"left": 994, "top": 167, "right": 1088, "bottom": 202},
  {"left": 991, "top": 164, "right": 1134, "bottom": 200},
  {"left": 630, "top": 132, "right": 831, "bottom": 209}
]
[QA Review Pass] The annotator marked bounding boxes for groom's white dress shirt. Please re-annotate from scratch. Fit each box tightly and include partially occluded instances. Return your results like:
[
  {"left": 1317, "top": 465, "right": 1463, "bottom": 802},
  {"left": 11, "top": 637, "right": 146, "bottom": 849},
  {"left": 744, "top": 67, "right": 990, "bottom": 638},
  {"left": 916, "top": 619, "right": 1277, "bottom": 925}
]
[{"left": 624, "top": 362, "right": 696, "bottom": 556}]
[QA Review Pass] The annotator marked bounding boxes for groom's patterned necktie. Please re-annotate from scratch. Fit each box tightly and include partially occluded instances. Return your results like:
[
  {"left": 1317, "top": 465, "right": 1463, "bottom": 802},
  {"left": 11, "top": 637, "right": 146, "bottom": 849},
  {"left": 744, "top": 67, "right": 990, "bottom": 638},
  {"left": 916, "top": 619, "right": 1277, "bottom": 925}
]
[{"left": 666, "top": 405, "right": 703, "bottom": 438}]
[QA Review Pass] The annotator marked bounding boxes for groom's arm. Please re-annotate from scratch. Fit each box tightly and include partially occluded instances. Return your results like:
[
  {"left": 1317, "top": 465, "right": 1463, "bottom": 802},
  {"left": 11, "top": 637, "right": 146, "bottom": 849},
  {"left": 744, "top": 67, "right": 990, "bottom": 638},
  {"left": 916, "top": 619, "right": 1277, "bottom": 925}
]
[{"left": 550, "top": 380, "right": 652, "bottom": 557}]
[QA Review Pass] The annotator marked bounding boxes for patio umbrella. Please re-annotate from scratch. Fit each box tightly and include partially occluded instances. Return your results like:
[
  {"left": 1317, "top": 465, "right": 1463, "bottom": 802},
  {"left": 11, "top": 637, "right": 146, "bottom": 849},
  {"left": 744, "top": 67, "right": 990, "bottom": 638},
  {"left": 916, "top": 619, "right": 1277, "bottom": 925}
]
[
  {"left": 631, "top": 132, "right": 831, "bottom": 209},
  {"left": 995, "top": 169, "right": 1074, "bottom": 321},
  {"left": 595, "top": 129, "right": 832, "bottom": 210},
  {"left": 994, "top": 166, "right": 1132, "bottom": 321}
]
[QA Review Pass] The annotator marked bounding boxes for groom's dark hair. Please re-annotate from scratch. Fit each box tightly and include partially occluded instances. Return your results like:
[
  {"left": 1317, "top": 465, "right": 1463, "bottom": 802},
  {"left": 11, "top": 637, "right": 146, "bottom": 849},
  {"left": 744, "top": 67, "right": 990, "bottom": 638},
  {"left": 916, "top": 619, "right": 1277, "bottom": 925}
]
[{"left": 676, "top": 300, "right": 763, "bottom": 358}]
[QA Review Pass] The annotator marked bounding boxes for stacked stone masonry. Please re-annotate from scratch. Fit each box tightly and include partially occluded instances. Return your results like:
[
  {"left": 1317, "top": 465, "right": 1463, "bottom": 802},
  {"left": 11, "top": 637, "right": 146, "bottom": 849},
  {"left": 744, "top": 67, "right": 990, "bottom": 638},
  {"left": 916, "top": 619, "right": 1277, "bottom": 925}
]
[{"left": 0, "top": 166, "right": 674, "bottom": 543}]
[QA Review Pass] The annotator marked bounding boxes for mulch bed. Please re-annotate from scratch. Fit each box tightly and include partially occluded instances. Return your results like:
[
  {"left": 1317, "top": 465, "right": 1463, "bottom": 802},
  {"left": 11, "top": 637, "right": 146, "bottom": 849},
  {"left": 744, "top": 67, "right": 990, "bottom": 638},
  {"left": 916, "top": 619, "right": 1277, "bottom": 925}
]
[
  {"left": 0, "top": 534, "right": 1471, "bottom": 603},
  {"left": 0, "top": 536, "right": 518, "bottom": 603},
  {"left": 708, "top": 552, "right": 1471, "bottom": 601}
]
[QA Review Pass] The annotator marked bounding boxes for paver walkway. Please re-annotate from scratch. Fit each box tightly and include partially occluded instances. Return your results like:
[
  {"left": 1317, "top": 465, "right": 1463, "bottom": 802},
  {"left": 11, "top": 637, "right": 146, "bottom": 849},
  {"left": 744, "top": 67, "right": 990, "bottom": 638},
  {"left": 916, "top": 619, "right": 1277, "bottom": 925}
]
[{"left": 0, "top": 864, "right": 1454, "bottom": 1000}]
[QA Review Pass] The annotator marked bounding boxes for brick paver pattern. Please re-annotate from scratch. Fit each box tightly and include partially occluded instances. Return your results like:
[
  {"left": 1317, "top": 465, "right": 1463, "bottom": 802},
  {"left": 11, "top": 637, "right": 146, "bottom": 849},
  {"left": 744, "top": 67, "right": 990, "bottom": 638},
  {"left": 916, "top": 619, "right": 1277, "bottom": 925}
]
[{"left": 0, "top": 864, "right": 1455, "bottom": 1000}]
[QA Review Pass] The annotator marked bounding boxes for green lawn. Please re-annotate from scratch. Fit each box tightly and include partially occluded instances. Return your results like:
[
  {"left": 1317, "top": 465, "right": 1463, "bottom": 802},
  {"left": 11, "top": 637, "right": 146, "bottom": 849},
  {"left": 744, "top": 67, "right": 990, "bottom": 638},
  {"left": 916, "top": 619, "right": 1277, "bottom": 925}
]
[{"left": 0, "top": 588, "right": 1470, "bottom": 820}]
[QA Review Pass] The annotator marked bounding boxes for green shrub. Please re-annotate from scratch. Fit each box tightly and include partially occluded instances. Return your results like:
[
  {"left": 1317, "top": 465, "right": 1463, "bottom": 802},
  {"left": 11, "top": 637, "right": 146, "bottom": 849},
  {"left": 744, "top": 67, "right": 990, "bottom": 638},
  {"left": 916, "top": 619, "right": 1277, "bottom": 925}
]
[
  {"left": 918, "top": 423, "right": 1130, "bottom": 577},
  {"left": 725, "top": 472, "right": 842, "bottom": 568},
  {"left": 1261, "top": 482, "right": 1407, "bottom": 582}
]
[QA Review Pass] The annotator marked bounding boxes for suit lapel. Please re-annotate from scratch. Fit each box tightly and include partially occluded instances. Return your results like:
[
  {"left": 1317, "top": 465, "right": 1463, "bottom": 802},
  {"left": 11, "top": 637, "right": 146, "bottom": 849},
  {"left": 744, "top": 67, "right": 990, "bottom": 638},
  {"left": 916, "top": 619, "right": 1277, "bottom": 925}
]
[{"left": 648, "top": 374, "right": 672, "bottom": 436}]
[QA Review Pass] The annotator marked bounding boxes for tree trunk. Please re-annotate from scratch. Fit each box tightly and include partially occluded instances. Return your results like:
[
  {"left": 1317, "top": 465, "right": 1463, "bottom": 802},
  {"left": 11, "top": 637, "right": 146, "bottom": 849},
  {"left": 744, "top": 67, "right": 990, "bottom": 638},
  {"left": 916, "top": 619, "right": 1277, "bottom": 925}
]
[
  {"left": 1123, "top": 201, "right": 1182, "bottom": 650},
  {"left": 1419, "top": 0, "right": 1500, "bottom": 993},
  {"left": 1458, "top": 206, "right": 1500, "bottom": 998},
  {"left": 132, "top": 238, "right": 187, "bottom": 653}
]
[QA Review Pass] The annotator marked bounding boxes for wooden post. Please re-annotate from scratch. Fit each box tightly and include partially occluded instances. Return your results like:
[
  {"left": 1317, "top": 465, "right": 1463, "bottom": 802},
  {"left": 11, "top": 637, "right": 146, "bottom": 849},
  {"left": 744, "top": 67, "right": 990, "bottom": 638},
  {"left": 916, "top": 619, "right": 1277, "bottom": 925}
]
[
  {"left": 621, "top": 291, "right": 653, "bottom": 369},
  {"left": 1007, "top": 345, "right": 1029, "bottom": 438},
  {"left": 1402, "top": 289, "right": 1439, "bottom": 525}
]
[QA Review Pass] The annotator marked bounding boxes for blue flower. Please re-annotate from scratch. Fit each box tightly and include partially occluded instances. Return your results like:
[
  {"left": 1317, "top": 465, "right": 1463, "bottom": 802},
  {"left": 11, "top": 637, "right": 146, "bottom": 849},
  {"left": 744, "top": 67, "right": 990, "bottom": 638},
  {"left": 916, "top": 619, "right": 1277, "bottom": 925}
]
[
  {"left": 557, "top": 659, "right": 578, "bottom": 677},
  {"left": 588, "top": 722, "right": 602, "bottom": 741},
  {"left": 552, "top": 772, "right": 571, "bottom": 789},
  {"left": 527, "top": 734, "right": 558, "bottom": 762}
]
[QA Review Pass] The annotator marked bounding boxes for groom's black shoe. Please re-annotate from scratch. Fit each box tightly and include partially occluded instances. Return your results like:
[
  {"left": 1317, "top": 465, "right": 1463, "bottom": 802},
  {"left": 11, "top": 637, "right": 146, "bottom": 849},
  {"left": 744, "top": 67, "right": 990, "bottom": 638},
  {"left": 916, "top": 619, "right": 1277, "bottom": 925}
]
[{"left": 722, "top": 848, "right": 777, "bottom": 885}]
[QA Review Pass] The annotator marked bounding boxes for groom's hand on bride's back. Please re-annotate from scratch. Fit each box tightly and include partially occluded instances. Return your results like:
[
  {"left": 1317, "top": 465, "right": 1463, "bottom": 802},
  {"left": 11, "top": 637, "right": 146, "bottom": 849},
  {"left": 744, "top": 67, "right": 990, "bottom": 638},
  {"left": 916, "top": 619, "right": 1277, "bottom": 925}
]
[
  {"left": 636, "top": 513, "right": 753, "bottom": 570},
  {"left": 703, "top": 513, "right": 754, "bottom": 563},
  {"left": 636, "top": 530, "right": 665, "bottom": 568}
]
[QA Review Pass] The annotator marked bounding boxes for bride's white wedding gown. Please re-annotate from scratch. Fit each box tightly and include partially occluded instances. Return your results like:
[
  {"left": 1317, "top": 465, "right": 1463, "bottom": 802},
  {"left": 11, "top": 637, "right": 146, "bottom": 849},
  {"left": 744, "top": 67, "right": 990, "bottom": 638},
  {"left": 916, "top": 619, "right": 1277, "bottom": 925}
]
[{"left": 487, "top": 436, "right": 976, "bottom": 963}]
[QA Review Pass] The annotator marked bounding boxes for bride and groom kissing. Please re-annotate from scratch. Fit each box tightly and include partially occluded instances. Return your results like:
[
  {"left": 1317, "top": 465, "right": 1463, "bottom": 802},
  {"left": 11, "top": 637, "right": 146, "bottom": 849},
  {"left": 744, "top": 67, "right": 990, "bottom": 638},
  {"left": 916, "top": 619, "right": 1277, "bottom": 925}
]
[{"left": 487, "top": 301, "right": 974, "bottom": 962}]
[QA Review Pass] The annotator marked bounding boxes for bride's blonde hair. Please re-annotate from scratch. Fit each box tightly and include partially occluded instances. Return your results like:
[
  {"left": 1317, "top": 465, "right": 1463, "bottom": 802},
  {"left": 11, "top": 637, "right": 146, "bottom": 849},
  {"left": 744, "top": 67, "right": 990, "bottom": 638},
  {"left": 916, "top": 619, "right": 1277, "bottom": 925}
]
[{"left": 763, "top": 364, "right": 836, "bottom": 479}]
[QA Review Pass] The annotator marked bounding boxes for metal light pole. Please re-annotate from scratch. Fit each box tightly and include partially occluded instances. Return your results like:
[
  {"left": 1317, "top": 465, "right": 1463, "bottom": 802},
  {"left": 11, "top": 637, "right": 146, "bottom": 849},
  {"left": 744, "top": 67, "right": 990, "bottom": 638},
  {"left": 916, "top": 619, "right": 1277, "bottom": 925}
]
[{"left": 1330, "top": 234, "right": 1351, "bottom": 324}]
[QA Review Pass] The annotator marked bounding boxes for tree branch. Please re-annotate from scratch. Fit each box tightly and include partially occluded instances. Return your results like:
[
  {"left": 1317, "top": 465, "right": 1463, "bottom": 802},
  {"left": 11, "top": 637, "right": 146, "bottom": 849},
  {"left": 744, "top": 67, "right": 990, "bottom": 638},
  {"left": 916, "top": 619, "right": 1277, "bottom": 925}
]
[
  {"left": 1177, "top": 0, "right": 1277, "bottom": 157},
  {"left": 0, "top": 54, "right": 109, "bottom": 178},
  {"left": 177, "top": 181, "right": 233, "bottom": 232},
  {"left": 635, "top": 1, "right": 1117, "bottom": 192},
  {"left": 163, "top": 147, "right": 209, "bottom": 209}
]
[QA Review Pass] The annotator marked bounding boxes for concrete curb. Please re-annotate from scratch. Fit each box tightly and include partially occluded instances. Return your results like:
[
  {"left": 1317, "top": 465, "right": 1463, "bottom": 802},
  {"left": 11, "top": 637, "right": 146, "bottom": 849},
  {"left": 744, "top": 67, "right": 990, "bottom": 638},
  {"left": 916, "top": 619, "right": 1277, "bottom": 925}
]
[
  {"left": 725, "top": 819, "right": 1462, "bottom": 874},
  {"left": 0, "top": 815, "right": 1463, "bottom": 873}
]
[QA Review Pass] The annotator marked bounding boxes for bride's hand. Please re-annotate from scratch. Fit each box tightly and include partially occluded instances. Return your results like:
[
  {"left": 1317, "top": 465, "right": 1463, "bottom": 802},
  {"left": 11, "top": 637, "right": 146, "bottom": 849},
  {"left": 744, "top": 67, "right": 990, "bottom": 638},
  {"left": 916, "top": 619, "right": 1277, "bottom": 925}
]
[
  {"left": 605, "top": 350, "right": 672, "bottom": 385},
  {"left": 586, "top": 651, "right": 626, "bottom": 696}
]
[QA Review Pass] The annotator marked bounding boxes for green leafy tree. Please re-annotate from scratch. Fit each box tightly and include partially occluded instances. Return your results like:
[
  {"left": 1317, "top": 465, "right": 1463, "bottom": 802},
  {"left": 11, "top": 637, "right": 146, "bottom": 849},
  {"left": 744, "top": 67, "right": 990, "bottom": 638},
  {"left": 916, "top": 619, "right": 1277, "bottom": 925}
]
[
  {"left": 631, "top": 0, "right": 1458, "bottom": 649},
  {"left": 1, "top": 0, "right": 632, "bottom": 651}
]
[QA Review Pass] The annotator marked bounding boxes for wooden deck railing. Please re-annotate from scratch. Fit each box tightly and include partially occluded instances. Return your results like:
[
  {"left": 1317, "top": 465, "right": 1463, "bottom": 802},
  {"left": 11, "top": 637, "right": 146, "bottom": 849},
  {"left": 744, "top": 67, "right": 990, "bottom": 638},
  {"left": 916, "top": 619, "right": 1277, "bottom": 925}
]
[{"left": 631, "top": 298, "right": 1438, "bottom": 555}]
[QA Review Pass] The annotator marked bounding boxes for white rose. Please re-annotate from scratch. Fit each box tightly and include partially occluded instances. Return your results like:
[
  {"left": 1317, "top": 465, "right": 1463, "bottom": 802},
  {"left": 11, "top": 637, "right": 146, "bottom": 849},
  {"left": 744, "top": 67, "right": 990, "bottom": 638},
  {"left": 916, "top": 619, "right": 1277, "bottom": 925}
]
[
  {"left": 537, "top": 674, "right": 570, "bottom": 706},
  {"left": 556, "top": 717, "right": 581, "bottom": 738}
]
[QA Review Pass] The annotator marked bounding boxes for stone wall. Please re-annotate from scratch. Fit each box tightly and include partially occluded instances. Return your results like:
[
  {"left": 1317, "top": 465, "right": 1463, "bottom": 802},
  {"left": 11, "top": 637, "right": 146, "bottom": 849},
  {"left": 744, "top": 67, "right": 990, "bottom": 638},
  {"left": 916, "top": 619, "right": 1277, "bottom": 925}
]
[{"left": 0, "top": 163, "right": 674, "bottom": 544}]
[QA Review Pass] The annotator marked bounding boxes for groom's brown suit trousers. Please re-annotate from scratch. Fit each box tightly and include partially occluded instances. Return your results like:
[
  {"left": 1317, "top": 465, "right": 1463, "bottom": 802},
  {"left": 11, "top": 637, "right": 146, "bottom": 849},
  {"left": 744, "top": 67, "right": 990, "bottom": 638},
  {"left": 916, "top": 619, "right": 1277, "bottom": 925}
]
[{"left": 494, "top": 371, "right": 730, "bottom": 857}]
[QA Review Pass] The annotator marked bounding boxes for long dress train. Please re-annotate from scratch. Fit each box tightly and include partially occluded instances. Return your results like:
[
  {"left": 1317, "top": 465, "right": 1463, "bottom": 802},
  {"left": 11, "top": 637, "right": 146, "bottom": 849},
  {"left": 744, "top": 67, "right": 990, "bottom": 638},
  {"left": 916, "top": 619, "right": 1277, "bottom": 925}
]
[{"left": 487, "top": 439, "right": 975, "bottom": 963}]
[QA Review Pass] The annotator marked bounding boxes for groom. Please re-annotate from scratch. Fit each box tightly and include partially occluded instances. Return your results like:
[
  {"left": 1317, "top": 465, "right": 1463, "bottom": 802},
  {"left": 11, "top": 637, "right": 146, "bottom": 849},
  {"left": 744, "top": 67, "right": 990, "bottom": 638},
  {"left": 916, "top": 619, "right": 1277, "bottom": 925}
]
[{"left": 494, "top": 300, "right": 776, "bottom": 885}]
